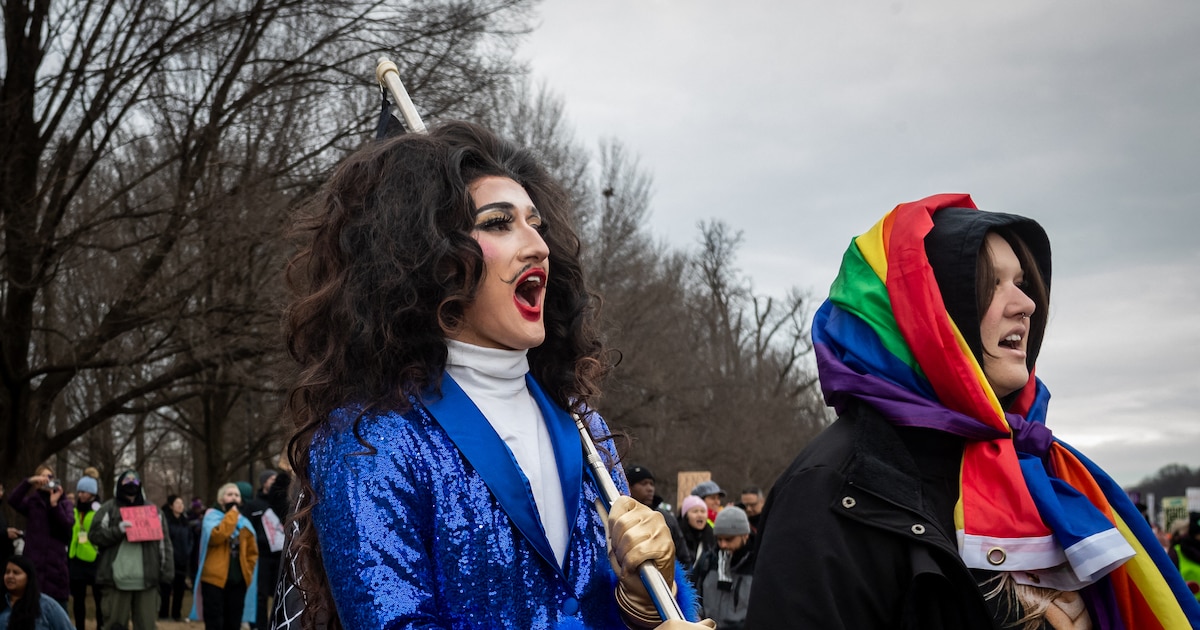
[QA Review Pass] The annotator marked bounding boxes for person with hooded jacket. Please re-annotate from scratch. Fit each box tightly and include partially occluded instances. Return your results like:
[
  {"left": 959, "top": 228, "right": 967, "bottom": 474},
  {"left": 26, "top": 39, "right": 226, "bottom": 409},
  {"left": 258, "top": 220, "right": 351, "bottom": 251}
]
[
  {"left": 89, "top": 469, "right": 174, "bottom": 630},
  {"left": 747, "top": 195, "right": 1200, "bottom": 629}
]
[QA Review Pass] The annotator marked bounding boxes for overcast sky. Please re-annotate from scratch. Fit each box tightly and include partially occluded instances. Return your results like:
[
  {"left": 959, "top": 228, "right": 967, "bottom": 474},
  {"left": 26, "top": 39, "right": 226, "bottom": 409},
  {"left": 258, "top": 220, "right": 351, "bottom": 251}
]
[{"left": 518, "top": 0, "right": 1200, "bottom": 488}]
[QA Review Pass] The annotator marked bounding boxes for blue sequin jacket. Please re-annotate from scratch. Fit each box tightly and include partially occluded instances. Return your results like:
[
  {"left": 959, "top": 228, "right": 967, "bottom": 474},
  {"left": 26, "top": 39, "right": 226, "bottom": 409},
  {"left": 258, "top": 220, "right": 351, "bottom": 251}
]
[{"left": 310, "top": 373, "right": 697, "bottom": 629}]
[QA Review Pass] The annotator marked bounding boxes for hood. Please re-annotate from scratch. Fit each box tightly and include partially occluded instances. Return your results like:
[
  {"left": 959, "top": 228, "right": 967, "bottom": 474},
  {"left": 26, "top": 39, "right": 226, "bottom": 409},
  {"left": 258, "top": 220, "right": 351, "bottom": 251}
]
[
  {"left": 235, "top": 481, "right": 254, "bottom": 504},
  {"left": 924, "top": 207, "right": 1051, "bottom": 368},
  {"left": 113, "top": 469, "right": 146, "bottom": 506}
]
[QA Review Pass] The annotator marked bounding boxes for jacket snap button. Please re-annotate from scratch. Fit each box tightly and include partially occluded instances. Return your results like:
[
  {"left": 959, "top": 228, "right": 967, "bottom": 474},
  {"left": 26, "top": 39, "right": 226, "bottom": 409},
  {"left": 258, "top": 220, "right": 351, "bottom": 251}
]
[
  {"left": 841, "top": 496, "right": 856, "bottom": 508},
  {"left": 987, "top": 547, "right": 1006, "bottom": 565},
  {"left": 910, "top": 524, "right": 925, "bottom": 535}
]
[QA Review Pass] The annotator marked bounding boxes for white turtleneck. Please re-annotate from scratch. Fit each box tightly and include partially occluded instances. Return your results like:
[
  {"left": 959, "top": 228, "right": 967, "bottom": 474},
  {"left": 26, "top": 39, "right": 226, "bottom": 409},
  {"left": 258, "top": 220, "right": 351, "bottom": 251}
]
[{"left": 444, "top": 339, "right": 569, "bottom": 565}]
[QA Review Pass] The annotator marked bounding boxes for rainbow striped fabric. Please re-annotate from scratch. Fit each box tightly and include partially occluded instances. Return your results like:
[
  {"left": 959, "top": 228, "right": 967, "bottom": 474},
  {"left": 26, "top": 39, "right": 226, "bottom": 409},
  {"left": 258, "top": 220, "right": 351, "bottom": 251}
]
[{"left": 812, "top": 193, "right": 1200, "bottom": 629}]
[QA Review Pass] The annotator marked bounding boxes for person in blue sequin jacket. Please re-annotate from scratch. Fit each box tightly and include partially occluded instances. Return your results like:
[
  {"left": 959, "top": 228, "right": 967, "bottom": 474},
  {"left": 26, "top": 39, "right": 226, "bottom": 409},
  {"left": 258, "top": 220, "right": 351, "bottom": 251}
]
[{"left": 280, "top": 121, "right": 710, "bottom": 630}]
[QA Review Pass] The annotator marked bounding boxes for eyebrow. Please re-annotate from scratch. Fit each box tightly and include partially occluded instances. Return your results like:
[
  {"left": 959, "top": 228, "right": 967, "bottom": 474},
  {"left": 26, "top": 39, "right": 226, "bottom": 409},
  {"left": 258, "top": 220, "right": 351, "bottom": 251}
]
[{"left": 474, "top": 201, "right": 540, "bottom": 217}]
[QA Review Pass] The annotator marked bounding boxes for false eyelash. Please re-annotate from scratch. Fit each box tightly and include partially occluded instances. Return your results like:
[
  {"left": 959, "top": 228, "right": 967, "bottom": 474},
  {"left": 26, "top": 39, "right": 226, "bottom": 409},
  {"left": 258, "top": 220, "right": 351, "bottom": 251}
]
[{"left": 476, "top": 215, "right": 513, "bottom": 230}]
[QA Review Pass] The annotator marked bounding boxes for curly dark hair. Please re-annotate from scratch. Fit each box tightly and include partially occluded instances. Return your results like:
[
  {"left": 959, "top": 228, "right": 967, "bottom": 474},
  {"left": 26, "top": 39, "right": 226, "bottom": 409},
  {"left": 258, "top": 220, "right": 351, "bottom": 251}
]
[{"left": 282, "top": 121, "right": 607, "bottom": 629}]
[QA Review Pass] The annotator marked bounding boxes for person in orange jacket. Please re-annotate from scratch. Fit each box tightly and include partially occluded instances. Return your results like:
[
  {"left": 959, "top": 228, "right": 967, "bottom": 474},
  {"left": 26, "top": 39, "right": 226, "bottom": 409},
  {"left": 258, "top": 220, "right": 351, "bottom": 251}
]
[{"left": 189, "top": 482, "right": 259, "bottom": 630}]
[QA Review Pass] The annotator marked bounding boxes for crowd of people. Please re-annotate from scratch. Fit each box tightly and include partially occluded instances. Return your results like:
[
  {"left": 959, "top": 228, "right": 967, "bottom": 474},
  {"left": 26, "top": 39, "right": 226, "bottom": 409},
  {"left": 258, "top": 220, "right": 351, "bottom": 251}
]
[
  {"left": 624, "top": 470, "right": 765, "bottom": 629},
  {"left": 0, "top": 465, "right": 290, "bottom": 630}
]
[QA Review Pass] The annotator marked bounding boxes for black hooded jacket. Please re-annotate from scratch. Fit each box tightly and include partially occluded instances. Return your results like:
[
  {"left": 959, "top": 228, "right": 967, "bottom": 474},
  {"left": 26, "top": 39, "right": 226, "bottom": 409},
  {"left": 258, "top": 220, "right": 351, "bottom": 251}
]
[
  {"left": 747, "top": 207, "right": 1055, "bottom": 630},
  {"left": 88, "top": 469, "right": 174, "bottom": 590}
]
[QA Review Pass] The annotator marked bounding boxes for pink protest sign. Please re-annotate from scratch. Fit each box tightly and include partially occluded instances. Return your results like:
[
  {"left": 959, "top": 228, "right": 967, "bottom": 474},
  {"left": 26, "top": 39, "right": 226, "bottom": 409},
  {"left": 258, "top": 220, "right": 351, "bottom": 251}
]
[{"left": 119, "top": 505, "right": 163, "bottom": 542}]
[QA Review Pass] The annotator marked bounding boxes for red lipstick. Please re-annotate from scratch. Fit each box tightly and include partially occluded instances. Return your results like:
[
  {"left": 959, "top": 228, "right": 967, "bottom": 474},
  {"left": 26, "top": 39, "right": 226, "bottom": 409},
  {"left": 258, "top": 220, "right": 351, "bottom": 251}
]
[{"left": 514, "top": 268, "right": 546, "bottom": 321}]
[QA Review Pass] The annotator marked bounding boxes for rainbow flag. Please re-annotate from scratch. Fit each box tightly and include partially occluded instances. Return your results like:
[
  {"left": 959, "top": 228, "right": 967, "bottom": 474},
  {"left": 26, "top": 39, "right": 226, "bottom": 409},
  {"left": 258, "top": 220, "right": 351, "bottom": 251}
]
[{"left": 812, "top": 193, "right": 1200, "bottom": 629}]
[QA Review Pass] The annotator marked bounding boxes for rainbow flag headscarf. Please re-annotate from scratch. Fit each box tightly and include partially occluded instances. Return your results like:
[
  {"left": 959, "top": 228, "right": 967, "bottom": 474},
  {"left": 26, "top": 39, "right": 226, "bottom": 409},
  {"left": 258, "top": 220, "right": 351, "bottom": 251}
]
[{"left": 812, "top": 193, "right": 1200, "bottom": 629}]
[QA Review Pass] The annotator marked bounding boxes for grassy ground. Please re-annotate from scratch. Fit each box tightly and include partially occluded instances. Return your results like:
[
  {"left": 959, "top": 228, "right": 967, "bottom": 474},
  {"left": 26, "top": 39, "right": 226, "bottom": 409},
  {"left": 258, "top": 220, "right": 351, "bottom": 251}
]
[
  {"left": 72, "top": 588, "right": 268, "bottom": 629},
  {"left": 71, "top": 589, "right": 196, "bottom": 629}
]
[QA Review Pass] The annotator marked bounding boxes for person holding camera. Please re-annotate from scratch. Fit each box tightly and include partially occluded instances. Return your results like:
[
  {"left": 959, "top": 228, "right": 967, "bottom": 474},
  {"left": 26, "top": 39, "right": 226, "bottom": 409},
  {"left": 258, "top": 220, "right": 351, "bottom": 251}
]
[
  {"left": 6, "top": 464, "right": 73, "bottom": 609},
  {"left": 191, "top": 482, "right": 259, "bottom": 630}
]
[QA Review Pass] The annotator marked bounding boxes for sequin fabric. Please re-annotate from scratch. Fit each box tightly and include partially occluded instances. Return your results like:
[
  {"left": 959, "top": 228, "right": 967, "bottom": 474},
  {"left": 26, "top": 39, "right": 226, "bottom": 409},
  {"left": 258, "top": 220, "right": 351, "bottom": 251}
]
[{"left": 310, "top": 396, "right": 655, "bottom": 629}]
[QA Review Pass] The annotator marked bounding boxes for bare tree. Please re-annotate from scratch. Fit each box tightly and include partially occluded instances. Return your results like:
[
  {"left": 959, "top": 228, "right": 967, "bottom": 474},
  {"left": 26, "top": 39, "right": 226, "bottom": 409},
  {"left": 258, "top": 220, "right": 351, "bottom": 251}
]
[
  {"left": 570, "top": 144, "right": 828, "bottom": 499},
  {"left": 1, "top": 0, "right": 536, "bottom": 486}
]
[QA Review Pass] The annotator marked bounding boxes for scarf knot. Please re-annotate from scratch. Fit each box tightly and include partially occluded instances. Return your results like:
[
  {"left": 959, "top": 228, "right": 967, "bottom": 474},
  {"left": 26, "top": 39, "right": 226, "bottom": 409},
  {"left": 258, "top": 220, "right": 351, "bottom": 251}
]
[{"left": 1008, "top": 412, "right": 1053, "bottom": 456}]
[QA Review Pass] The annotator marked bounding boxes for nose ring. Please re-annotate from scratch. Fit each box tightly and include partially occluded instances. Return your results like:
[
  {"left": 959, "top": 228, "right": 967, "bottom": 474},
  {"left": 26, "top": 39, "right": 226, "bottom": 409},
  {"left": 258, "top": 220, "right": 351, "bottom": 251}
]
[{"left": 1018, "top": 313, "right": 1029, "bottom": 320}]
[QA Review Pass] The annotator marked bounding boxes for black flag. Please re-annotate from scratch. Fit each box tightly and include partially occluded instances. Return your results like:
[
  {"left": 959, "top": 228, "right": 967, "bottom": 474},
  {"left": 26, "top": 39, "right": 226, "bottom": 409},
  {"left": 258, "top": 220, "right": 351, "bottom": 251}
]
[{"left": 374, "top": 86, "right": 407, "bottom": 140}]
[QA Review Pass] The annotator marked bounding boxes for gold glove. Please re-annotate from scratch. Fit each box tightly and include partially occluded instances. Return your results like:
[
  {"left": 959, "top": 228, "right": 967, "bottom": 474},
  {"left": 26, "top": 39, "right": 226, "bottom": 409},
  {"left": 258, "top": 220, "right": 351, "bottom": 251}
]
[
  {"left": 608, "top": 496, "right": 676, "bottom": 629},
  {"left": 655, "top": 621, "right": 716, "bottom": 629}
]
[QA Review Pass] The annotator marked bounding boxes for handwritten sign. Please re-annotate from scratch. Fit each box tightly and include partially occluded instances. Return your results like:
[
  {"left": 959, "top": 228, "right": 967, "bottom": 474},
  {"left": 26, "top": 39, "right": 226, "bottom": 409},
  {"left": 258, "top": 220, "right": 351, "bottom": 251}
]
[
  {"left": 262, "top": 508, "right": 286, "bottom": 552},
  {"left": 119, "top": 505, "right": 163, "bottom": 542},
  {"left": 676, "top": 471, "right": 712, "bottom": 515}
]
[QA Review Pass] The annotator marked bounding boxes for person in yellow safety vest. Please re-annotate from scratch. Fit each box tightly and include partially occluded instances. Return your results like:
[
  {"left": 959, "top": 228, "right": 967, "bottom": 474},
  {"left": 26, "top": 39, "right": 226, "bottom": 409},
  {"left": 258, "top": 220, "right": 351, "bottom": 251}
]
[
  {"left": 69, "top": 470, "right": 104, "bottom": 629},
  {"left": 1169, "top": 512, "right": 1200, "bottom": 602}
]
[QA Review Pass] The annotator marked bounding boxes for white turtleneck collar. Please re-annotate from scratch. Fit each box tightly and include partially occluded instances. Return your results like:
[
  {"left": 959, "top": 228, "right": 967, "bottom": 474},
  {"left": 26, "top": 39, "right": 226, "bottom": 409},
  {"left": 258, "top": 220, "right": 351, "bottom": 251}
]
[{"left": 445, "top": 338, "right": 529, "bottom": 385}]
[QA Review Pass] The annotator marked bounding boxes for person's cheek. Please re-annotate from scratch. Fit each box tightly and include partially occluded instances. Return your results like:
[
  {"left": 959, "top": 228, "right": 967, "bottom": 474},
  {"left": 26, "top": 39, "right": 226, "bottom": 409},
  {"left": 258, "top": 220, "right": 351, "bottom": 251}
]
[{"left": 476, "top": 238, "right": 496, "bottom": 262}]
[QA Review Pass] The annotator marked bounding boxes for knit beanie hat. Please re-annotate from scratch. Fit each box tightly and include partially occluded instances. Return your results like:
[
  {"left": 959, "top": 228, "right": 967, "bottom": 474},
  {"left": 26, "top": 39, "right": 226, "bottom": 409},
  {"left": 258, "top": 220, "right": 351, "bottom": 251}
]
[
  {"left": 713, "top": 506, "right": 751, "bottom": 536},
  {"left": 76, "top": 476, "right": 99, "bottom": 495},
  {"left": 626, "top": 465, "right": 654, "bottom": 485},
  {"left": 681, "top": 495, "right": 707, "bottom": 517}
]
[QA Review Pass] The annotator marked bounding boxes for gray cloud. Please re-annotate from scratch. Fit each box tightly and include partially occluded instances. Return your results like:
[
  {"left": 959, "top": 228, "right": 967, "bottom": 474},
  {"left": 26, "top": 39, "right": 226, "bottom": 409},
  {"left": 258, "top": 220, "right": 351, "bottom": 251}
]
[{"left": 522, "top": 0, "right": 1200, "bottom": 486}]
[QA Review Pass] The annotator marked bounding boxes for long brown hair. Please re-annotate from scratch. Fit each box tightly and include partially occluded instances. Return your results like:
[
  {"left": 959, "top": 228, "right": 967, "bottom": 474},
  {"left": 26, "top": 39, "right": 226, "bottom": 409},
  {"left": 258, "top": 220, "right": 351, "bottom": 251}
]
[
  {"left": 282, "top": 121, "right": 607, "bottom": 628},
  {"left": 975, "top": 227, "right": 1050, "bottom": 374}
]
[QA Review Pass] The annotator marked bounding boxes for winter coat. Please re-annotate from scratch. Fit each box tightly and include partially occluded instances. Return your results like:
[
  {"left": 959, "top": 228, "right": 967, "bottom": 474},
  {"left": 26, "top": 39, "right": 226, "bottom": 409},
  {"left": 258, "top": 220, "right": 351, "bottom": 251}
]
[
  {"left": 243, "top": 494, "right": 277, "bottom": 564},
  {"left": 746, "top": 402, "right": 1001, "bottom": 629},
  {"left": 196, "top": 508, "right": 257, "bottom": 588},
  {"left": 695, "top": 544, "right": 755, "bottom": 630},
  {"left": 89, "top": 497, "right": 174, "bottom": 590},
  {"left": 660, "top": 508, "right": 689, "bottom": 574},
  {"left": 265, "top": 471, "right": 291, "bottom": 523},
  {"left": 679, "top": 521, "right": 715, "bottom": 576},
  {"left": 164, "top": 510, "right": 194, "bottom": 579},
  {"left": 7, "top": 480, "right": 73, "bottom": 601},
  {"left": 189, "top": 506, "right": 259, "bottom": 624}
]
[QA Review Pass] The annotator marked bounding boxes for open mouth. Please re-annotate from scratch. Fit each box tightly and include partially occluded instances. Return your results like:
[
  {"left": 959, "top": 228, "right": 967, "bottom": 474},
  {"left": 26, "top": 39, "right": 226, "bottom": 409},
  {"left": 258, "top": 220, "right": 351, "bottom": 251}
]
[
  {"left": 514, "top": 269, "right": 546, "bottom": 319},
  {"left": 999, "top": 333, "right": 1023, "bottom": 351}
]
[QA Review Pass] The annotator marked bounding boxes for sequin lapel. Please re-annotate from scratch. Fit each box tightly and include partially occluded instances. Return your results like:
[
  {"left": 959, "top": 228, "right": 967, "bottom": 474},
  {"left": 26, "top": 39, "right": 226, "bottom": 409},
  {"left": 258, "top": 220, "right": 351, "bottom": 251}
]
[
  {"left": 524, "top": 374, "right": 583, "bottom": 559},
  {"left": 424, "top": 373, "right": 574, "bottom": 576}
]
